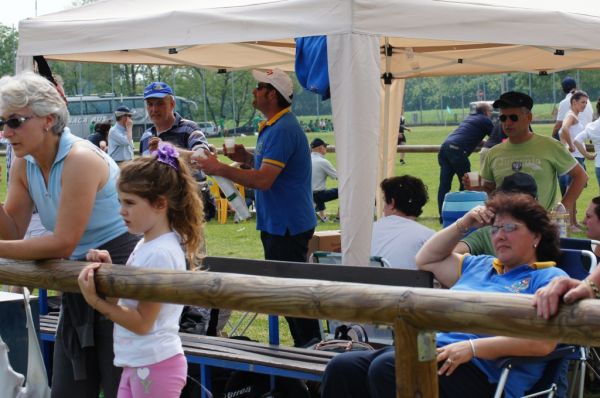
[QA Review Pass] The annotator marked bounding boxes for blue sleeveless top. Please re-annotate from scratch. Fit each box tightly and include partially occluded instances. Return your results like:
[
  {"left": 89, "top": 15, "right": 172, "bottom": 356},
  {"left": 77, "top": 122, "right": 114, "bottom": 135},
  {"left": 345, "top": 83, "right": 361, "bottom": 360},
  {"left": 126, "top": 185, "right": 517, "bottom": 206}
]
[{"left": 25, "top": 131, "right": 127, "bottom": 259}]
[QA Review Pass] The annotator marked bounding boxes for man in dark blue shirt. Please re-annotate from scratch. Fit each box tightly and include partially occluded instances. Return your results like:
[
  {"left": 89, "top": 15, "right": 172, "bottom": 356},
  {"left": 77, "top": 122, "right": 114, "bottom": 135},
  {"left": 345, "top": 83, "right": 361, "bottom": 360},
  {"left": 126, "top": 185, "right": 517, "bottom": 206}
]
[{"left": 437, "top": 102, "right": 493, "bottom": 221}]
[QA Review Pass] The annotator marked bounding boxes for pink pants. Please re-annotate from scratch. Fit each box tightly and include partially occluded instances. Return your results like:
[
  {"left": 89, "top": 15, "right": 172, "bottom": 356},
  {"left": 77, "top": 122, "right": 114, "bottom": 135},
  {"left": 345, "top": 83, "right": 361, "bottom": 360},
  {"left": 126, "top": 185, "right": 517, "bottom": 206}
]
[{"left": 117, "top": 354, "right": 187, "bottom": 398}]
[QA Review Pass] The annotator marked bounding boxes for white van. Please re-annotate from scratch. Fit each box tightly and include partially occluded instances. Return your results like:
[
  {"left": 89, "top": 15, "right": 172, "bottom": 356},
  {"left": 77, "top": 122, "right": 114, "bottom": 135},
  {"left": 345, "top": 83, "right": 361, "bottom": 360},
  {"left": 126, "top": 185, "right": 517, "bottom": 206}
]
[{"left": 198, "top": 121, "right": 220, "bottom": 137}]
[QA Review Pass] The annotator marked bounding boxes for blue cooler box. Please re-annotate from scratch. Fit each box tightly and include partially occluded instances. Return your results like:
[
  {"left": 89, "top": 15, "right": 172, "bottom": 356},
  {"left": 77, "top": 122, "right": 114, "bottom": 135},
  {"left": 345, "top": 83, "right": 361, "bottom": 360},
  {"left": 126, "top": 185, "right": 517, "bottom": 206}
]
[{"left": 442, "top": 191, "right": 488, "bottom": 228}]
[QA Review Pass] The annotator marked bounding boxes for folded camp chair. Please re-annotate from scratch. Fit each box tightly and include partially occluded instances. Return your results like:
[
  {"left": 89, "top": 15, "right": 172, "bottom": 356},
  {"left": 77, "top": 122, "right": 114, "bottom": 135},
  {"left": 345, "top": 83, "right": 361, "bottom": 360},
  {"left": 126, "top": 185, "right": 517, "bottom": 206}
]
[
  {"left": 311, "top": 251, "right": 394, "bottom": 344},
  {"left": 310, "top": 251, "right": 391, "bottom": 267}
]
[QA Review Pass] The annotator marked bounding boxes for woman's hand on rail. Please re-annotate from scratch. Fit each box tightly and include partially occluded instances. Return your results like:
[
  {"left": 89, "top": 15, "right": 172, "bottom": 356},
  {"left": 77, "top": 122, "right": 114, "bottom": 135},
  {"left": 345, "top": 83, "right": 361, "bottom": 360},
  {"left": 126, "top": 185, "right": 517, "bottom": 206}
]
[
  {"left": 533, "top": 276, "right": 591, "bottom": 319},
  {"left": 86, "top": 249, "right": 112, "bottom": 263}
]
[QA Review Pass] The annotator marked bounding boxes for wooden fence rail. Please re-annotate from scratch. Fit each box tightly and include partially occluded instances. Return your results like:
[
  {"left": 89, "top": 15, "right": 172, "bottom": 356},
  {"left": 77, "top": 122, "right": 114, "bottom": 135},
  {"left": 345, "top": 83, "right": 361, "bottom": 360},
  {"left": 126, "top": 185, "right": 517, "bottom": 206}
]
[{"left": 2, "top": 258, "right": 600, "bottom": 397}]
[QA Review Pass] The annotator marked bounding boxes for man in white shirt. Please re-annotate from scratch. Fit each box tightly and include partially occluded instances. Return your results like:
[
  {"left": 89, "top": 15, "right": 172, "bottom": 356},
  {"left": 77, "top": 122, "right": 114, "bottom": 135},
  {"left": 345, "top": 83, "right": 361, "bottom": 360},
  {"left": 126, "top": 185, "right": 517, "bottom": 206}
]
[
  {"left": 310, "top": 138, "right": 338, "bottom": 222},
  {"left": 552, "top": 76, "right": 593, "bottom": 140}
]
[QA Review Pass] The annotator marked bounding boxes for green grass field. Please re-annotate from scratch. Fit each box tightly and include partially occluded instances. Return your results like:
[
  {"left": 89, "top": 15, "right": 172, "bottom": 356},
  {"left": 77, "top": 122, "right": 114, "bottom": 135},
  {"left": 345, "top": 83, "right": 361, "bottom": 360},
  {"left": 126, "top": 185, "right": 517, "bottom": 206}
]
[
  {"left": 3, "top": 126, "right": 599, "bottom": 395},
  {"left": 203, "top": 122, "right": 597, "bottom": 250}
]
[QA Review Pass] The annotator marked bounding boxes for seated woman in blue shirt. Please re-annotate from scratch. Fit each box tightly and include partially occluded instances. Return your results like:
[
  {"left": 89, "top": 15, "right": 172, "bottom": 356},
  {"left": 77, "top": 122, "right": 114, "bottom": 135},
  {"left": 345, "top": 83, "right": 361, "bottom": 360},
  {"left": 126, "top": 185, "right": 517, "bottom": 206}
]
[{"left": 321, "top": 192, "right": 566, "bottom": 398}]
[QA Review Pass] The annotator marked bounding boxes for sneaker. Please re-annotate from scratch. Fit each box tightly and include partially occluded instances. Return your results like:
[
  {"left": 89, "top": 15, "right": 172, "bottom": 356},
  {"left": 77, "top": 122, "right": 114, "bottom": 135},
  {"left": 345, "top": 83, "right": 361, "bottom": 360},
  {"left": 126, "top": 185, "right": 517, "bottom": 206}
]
[
  {"left": 400, "top": 159, "right": 405, "bottom": 165},
  {"left": 317, "top": 213, "right": 328, "bottom": 222}
]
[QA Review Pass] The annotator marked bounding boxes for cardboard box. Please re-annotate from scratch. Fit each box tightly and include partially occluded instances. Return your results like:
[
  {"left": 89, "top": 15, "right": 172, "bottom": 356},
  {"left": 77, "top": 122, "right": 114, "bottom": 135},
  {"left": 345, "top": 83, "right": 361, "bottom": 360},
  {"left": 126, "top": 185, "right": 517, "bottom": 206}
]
[{"left": 308, "top": 230, "right": 341, "bottom": 259}]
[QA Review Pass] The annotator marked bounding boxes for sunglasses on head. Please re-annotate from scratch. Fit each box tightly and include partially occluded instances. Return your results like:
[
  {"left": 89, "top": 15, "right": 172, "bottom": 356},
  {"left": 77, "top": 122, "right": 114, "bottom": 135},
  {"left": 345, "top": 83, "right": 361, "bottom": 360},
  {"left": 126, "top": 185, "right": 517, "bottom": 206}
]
[
  {"left": 499, "top": 114, "right": 520, "bottom": 123},
  {"left": 490, "top": 222, "right": 522, "bottom": 235},
  {"left": 0, "top": 116, "right": 34, "bottom": 130}
]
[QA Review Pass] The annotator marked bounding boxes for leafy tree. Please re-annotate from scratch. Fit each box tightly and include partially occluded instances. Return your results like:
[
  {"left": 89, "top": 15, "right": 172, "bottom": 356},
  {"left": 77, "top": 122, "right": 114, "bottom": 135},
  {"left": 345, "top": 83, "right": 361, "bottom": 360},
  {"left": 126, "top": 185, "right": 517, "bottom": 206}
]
[{"left": 0, "top": 25, "right": 18, "bottom": 76}]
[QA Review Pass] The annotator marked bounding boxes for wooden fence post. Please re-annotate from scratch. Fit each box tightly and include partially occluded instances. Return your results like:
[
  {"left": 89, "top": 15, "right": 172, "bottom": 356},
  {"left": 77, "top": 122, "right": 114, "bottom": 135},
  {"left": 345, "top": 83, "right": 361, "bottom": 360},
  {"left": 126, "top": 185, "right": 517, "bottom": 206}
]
[{"left": 394, "top": 318, "right": 438, "bottom": 398}]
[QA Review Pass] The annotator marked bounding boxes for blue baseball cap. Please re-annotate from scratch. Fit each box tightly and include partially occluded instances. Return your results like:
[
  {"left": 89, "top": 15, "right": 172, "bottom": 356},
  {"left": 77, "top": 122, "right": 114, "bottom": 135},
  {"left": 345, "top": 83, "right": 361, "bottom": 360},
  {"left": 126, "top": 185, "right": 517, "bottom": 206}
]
[{"left": 143, "top": 82, "right": 174, "bottom": 99}]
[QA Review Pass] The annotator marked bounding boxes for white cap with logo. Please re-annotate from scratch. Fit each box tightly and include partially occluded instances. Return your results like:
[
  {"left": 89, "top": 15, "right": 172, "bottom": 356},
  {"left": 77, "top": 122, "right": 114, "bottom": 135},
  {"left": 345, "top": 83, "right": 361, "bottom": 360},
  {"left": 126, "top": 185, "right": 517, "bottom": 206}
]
[{"left": 252, "top": 68, "right": 293, "bottom": 103}]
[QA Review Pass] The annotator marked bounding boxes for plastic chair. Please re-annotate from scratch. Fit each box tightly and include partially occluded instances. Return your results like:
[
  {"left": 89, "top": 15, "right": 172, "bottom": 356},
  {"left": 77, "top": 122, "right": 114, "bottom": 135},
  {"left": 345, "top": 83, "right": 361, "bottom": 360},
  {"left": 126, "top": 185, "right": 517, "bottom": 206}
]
[{"left": 207, "top": 177, "right": 228, "bottom": 224}]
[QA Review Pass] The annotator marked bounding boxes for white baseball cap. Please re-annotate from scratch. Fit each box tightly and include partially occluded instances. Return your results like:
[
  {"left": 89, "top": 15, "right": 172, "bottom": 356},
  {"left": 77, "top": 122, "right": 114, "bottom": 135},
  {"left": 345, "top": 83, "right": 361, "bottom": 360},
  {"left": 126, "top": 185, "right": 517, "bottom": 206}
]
[{"left": 252, "top": 69, "right": 293, "bottom": 103}]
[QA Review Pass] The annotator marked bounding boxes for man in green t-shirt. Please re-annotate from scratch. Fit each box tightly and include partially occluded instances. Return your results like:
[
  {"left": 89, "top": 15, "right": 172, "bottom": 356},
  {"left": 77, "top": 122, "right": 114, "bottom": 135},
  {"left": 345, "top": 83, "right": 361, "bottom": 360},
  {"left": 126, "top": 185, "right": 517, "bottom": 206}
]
[{"left": 466, "top": 91, "right": 587, "bottom": 213}]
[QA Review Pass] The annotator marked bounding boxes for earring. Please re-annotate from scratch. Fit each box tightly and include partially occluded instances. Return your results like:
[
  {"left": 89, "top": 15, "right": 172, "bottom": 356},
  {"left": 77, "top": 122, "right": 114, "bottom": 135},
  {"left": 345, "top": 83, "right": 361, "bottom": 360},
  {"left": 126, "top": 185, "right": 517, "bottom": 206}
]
[{"left": 533, "top": 243, "right": 538, "bottom": 248}]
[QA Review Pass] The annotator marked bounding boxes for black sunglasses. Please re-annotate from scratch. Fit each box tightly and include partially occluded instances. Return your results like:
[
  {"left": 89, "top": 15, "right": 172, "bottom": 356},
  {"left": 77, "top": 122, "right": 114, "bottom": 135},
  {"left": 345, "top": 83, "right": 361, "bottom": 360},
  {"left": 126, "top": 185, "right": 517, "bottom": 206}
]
[
  {"left": 499, "top": 114, "right": 519, "bottom": 123},
  {"left": 0, "top": 116, "right": 34, "bottom": 129}
]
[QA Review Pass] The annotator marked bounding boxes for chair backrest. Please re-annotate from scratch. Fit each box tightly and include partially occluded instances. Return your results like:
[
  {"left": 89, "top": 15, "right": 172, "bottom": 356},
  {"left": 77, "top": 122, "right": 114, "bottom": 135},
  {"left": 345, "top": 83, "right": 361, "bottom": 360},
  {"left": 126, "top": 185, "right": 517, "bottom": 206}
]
[{"left": 558, "top": 249, "right": 597, "bottom": 281}]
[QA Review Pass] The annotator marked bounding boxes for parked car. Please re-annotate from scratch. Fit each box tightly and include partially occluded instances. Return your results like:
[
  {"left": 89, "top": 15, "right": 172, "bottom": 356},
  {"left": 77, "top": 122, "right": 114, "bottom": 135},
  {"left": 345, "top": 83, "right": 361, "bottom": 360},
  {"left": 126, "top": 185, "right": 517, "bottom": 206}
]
[{"left": 198, "top": 121, "right": 220, "bottom": 137}]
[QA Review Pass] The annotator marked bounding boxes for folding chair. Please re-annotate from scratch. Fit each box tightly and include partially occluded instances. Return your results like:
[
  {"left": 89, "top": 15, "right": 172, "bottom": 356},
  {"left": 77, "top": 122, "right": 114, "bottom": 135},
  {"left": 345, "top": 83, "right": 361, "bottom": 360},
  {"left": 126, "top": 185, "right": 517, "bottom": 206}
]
[
  {"left": 560, "top": 238, "right": 600, "bottom": 252},
  {"left": 494, "top": 345, "right": 577, "bottom": 398},
  {"left": 492, "top": 250, "right": 596, "bottom": 398},
  {"left": 557, "top": 249, "right": 598, "bottom": 398}
]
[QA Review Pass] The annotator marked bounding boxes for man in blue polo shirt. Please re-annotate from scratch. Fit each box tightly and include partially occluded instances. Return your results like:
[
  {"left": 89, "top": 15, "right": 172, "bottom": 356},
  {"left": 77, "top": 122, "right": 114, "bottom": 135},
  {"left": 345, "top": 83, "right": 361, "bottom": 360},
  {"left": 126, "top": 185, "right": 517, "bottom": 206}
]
[{"left": 195, "top": 69, "right": 319, "bottom": 347}]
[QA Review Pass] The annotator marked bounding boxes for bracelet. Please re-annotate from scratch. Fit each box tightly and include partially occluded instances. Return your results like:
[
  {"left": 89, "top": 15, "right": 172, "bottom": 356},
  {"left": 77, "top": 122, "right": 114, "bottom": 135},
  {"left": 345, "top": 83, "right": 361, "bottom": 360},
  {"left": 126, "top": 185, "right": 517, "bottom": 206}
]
[
  {"left": 468, "top": 339, "right": 477, "bottom": 358},
  {"left": 585, "top": 279, "right": 600, "bottom": 299},
  {"left": 455, "top": 217, "right": 470, "bottom": 234}
]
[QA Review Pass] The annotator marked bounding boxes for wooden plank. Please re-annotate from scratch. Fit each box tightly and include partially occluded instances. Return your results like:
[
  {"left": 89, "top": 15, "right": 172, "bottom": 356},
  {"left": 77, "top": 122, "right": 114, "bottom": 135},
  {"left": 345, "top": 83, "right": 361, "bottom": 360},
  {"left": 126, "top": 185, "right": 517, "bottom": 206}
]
[
  {"left": 201, "top": 256, "right": 433, "bottom": 288},
  {"left": 180, "top": 337, "right": 333, "bottom": 365},
  {"left": 179, "top": 333, "right": 336, "bottom": 360}
]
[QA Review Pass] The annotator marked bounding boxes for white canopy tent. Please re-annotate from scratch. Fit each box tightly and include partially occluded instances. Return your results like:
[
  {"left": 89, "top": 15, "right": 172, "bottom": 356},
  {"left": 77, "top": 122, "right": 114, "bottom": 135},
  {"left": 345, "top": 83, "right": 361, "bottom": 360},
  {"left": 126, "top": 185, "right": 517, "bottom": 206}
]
[{"left": 16, "top": 0, "right": 600, "bottom": 265}]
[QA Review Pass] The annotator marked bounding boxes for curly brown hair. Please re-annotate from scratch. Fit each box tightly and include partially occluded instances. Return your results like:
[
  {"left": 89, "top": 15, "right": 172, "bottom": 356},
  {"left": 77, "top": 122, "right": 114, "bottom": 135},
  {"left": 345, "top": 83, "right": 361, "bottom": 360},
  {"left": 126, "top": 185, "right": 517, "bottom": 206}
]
[
  {"left": 486, "top": 192, "right": 560, "bottom": 263},
  {"left": 117, "top": 155, "right": 204, "bottom": 266}
]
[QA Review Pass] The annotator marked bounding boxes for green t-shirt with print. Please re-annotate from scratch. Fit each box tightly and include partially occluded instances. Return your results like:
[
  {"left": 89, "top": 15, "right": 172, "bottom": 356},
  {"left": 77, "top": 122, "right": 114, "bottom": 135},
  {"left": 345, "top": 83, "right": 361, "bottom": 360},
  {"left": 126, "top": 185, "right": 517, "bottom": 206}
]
[
  {"left": 481, "top": 134, "right": 577, "bottom": 211},
  {"left": 461, "top": 226, "right": 494, "bottom": 255}
]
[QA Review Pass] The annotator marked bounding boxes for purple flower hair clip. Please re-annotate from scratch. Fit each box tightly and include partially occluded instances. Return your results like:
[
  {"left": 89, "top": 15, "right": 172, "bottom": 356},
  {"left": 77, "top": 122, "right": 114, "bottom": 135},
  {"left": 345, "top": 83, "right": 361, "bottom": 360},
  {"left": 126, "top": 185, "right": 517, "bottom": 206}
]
[{"left": 152, "top": 142, "right": 179, "bottom": 171}]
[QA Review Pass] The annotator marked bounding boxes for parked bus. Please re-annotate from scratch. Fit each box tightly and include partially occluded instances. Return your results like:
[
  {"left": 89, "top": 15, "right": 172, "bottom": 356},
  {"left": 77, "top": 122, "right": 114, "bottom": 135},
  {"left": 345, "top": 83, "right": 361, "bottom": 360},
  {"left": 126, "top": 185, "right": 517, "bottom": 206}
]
[{"left": 66, "top": 95, "right": 197, "bottom": 141}]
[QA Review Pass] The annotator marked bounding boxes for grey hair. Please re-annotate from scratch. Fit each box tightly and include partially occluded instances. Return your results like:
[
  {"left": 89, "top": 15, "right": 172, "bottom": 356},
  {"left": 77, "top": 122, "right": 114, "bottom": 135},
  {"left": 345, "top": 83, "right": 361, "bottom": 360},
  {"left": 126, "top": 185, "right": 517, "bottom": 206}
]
[
  {"left": 474, "top": 101, "right": 492, "bottom": 114},
  {"left": 0, "top": 72, "right": 69, "bottom": 135}
]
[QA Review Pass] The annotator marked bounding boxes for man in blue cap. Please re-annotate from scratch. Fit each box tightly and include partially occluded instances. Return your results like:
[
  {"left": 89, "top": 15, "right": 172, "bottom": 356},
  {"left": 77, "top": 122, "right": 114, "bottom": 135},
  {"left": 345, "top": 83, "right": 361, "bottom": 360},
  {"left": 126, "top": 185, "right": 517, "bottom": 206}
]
[
  {"left": 552, "top": 76, "right": 593, "bottom": 140},
  {"left": 140, "top": 81, "right": 210, "bottom": 157},
  {"left": 140, "top": 81, "right": 215, "bottom": 221},
  {"left": 107, "top": 105, "right": 134, "bottom": 163}
]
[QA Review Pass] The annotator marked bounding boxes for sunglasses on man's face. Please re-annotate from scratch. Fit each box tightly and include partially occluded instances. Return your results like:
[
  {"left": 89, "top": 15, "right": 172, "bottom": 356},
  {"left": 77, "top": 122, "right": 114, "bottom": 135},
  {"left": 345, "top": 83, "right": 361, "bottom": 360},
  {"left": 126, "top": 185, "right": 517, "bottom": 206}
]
[
  {"left": 0, "top": 116, "right": 34, "bottom": 130},
  {"left": 499, "top": 114, "right": 520, "bottom": 123}
]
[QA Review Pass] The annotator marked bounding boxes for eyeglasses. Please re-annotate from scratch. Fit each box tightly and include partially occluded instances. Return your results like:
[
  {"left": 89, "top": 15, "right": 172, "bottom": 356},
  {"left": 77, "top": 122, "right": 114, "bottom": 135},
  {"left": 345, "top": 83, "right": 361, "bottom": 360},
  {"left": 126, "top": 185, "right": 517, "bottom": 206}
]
[
  {"left": 0, "top": 116, "right": 35, "bottom": 130},
  {"left": 256, "top": 83, "right": 272, "bottom": 91},
  {"left": 499, "top": 114, "right": 519, "bottom": 123},
  {"left": 491, "top": 222, "right": 522, "bottom": 235}
]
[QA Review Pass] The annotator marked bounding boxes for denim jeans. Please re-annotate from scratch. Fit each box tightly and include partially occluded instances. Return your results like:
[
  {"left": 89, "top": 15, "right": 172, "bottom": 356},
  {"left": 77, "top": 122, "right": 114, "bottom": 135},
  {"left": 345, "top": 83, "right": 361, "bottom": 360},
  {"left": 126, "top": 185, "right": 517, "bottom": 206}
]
[{"left": 437, "top": 142, "right": 471, "bottom": 217}]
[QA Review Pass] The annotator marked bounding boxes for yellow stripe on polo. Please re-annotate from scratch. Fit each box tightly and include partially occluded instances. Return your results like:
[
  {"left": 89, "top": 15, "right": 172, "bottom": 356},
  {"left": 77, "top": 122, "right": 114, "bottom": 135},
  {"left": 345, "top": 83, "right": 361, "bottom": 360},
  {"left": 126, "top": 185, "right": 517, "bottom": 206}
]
[
  {"left": 263, "top": 158, "right": 285, "bottom": 168},
  {"left": 457, "top": 254, "right": 468, "bottom": 278},
  {"left": 258, "top": 107, "right": 291, "bottom": 133},
  {"left": 492, "top": 258, "right": 556, "bottom": 275}
]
